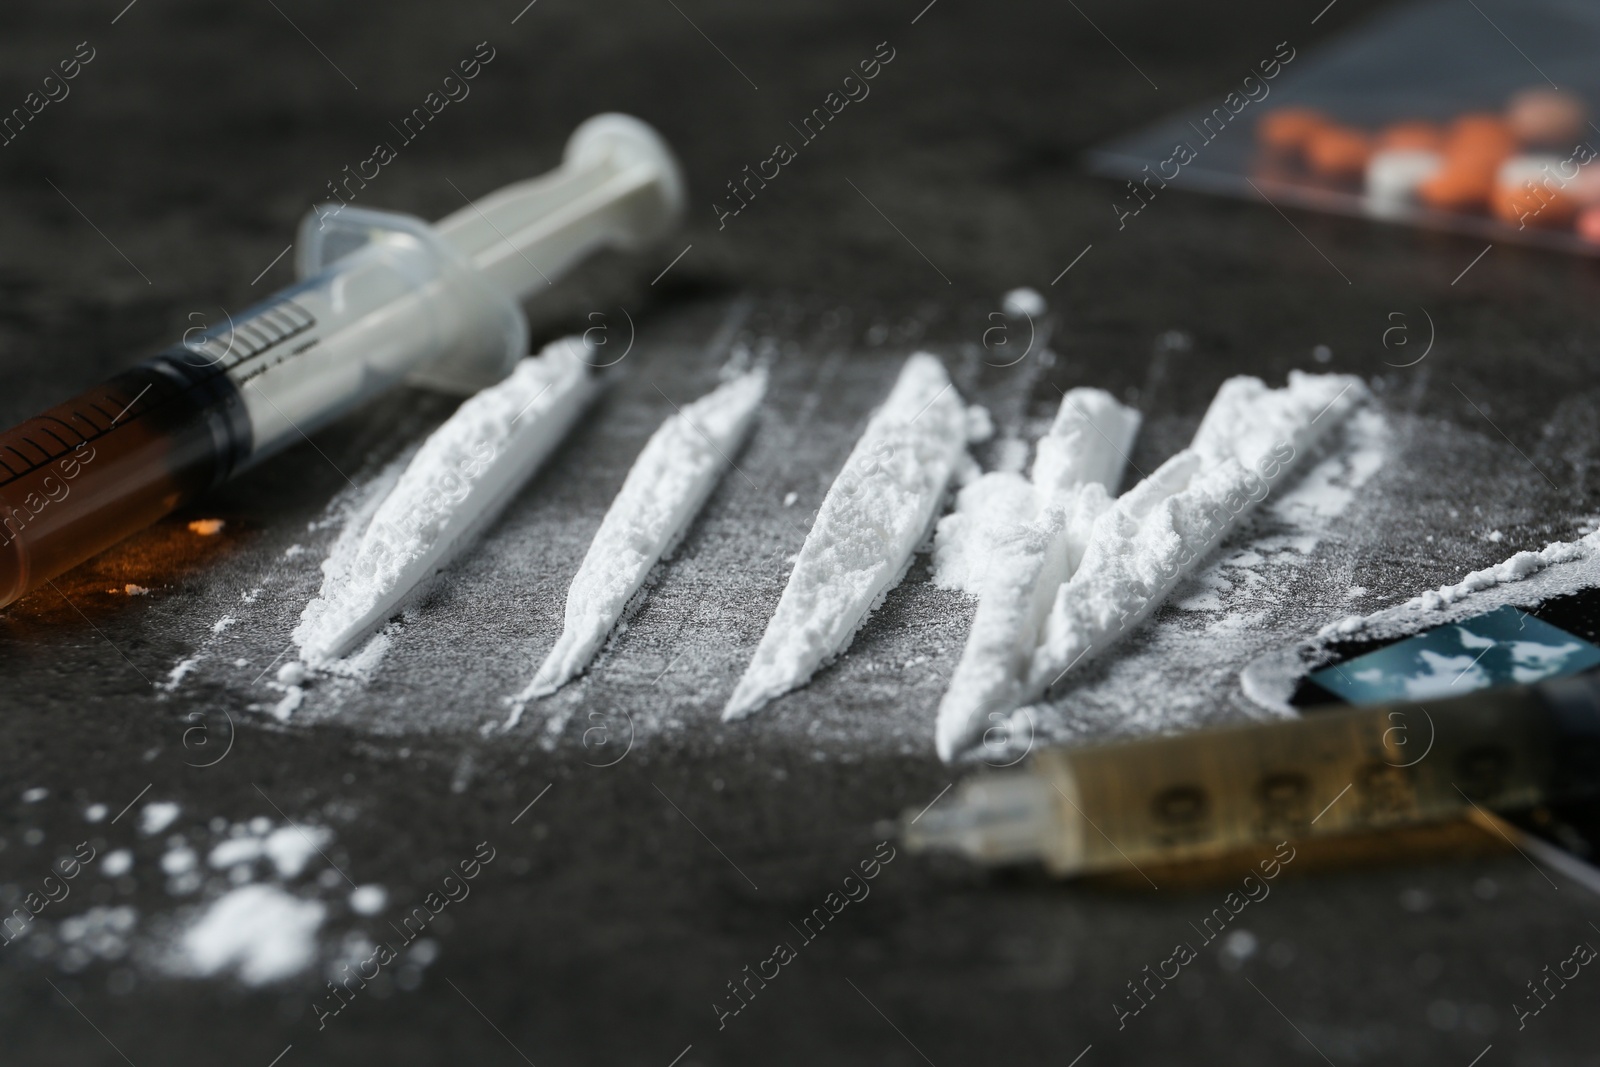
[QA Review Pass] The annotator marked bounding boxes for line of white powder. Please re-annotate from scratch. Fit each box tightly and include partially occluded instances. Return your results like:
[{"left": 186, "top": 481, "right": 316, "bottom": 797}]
[
  {"left": 1025, "top": 371, "right": 1368, "bottom": 704},
  {"left": 293, "top": 337, "right": 601, "bottom": 666},
  {"left": 933, "top": 388, "right": 1140, "bottom": 760},
  {"left": 722, "top": 353, "right": 971, "bottom": 721},
  {"left": 509, "top": 369, "right": 768, "bottom": 717}
]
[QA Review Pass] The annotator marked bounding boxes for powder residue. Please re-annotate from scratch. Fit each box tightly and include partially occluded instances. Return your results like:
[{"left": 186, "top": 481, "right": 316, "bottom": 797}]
[
  {"left": 162, "top": 656, "right": 203, "bottom": 693},
  {"left": 723, "top": 353, "right": 971, "bottom": 721},
  {"left": 1027, "top": 372, "right": 1367, "bottom": 703},
  {"left": 515, "top": 369, "right": 767, "bottom": 709},
  {"left": 294, "top": 337, "right": 601, "bottom": 665}
]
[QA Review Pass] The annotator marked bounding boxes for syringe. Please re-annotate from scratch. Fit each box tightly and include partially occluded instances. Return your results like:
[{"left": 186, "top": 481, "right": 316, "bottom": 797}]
[
  {"left": 0, "top": 113, "right": 684, "bottom": 610},
  {"left": 904, "top": 673, "right": 1600, "bottom": 877}
]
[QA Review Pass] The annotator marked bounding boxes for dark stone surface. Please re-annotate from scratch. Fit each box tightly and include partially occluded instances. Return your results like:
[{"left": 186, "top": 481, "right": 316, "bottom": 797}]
[{"left": 3, "top": 1, "right": 1600, "bottom": 1064}]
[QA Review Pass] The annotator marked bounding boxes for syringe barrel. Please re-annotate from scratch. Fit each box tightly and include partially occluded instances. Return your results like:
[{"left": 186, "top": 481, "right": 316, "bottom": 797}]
[
  {"left": 0, "top": 221, "right": 498, "bottom": 608},
  {"left": 1034, "top": 687, "right": 1575, "bottom": 875},
  {"left": 0, "top": 354, "right": 249, "bottom": 608},
  {"left": 907, "top": 680, "right": 1600, "bottom": 877}
]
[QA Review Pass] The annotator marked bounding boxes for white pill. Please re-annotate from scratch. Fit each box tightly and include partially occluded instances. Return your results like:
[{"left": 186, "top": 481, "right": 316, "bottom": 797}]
[
  {"left": 1496, "top": 153, "right": 1567, "bottom": 189},
  {"left": 1365, "top": 149, "right": 1442, "bottom": 203}
]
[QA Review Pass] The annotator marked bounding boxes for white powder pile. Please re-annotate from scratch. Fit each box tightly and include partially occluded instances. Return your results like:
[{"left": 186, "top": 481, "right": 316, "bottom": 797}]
[
  {"left": 1026, "top": 372, "right": 1367, "bottom": 703},
  {"left": 294, "top": 337, "right": 601, "bottom": 665},
  {"left": 933, "top": 388, "right": 1140, "bottom": 760},
  {"left": 933, "top": 387, "right": 1141, "bottom": 596},
  {"left": 514, "top": 369, "right": 767, "bottom": 707},
  {"left": 723, "top": 353, "right": 971, "bottom": 721},
  {"left": 179, "top": 884, "right": 326, "bottom": 986}
]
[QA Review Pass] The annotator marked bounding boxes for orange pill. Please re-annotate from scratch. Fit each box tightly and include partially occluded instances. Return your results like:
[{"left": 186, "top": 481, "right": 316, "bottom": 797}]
[
  {"left": 1448, "top": 113, "right": 1518, "bottom": 161},
  {"left": 1565, "top": 164, "right": 1600, "bottom": 205},
  {"left": 1304, "top": 125, "right": 1372, "bottom": 177},
  {"left": 1418, "top": 157, "right": 1497, "bottom": 211},
  {"left": 1576, "top": 204, "right": 1600, "bottom": 243},
  {"left": 1378, "top": 121, "right": 1443, "bottom": 152},
  {"left": 1258, "top": 107, "right": 1328, "bottom": 152},
  {"left": 1491, "top": 181, "right": 1577, "bottom": 228},
  {"left": 1507, "top": 88, "right": 1587, "bottom": 145}
]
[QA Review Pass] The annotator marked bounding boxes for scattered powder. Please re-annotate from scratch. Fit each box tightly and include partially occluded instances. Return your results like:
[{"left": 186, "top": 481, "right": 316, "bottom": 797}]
[
  {"left": 276, "top": 661, "right": 308, "bottom": 686},
  {"left": 57, "top": 906, "right": 137, "bottom": 970},
  {"left": 294, "top": 337, "right": 602, "bottom": 665},
  {"left": 124, "top": 584, "right": 149, "bottom": 596},
  {"left": 269, "top": 686, "right": 304, "bottom": 723},
  {"left": 161, "top": 845, "right": 198, "bottom": 876},
  {"left": 1026, "top": 372, "right": 1367, "bottom": 704},
  {"left": 349, "top": 885, "right": 387, "bottom": 915},
  {"left": 263, "top": 825, "right": 331, "bottom": 878},
  {"left": 1487, "top": 529, "right": 1505, "bottom": 542},
  {"left": 187, "top": 519, "right": 225, "bottom": 536},
  {"left": 723, "top": 354, "right": 971, "bottom": 721},
  {"left": 514, "top": 369, "right": 767, "bottom": 709},
  {"left": 211, "top": 615, "right": 235, "bottom": 635},
  {"left": 179, "top": 884, "right": 325, "bottom": 985},
  {"left": 162, "top": 656, "right": 204, "bottom": 693},
  {"left": 1002, "top": 287, "right": 1047, "bottom": 318},
  {"left": 139, "top": 802, "right": 180, "bottom": 836},
  {"left": 284, "top": 543, "right": 306, "bottom": 558},
  {"left": 21, "top": 786, "right": 47, "bottom": 803},
  {"left": 933, "top": 387, "right": 1140, "bottom": 759},
  {"left": 205, "top": 823, "right": 331, "bottom": 878},
  {"left": 208, "top": 838, "right": 262, "bottom": 868}
]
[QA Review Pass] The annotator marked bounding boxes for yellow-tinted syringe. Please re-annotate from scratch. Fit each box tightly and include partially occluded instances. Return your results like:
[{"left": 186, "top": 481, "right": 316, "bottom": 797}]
[{"left": 904, "top": 674, "right": 1600, "bottom": 876}]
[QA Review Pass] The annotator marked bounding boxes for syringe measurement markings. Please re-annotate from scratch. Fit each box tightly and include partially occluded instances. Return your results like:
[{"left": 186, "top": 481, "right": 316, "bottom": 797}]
[
  {"left": 36, "top": 425, "right": 71, "bottom": 452},
  {"left": 0, "top": 407, "right": 112, "bottom": 484},
  {"left": 0, "top": 379, "right": 196, "bottom": 485},
  {"left": 0, "top": 296, "right": 323, "bottom": 483}
]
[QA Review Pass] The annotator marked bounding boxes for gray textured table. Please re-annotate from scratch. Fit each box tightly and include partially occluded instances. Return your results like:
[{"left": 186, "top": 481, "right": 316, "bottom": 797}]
[{"left": 3, "top": 1, "right": 1598, "bottom": 1063}]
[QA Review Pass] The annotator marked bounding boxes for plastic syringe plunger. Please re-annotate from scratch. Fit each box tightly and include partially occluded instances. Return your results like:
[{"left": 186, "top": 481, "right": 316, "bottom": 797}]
[{"left": 0, "top": 113, "right": 685, "bottom": 610}]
